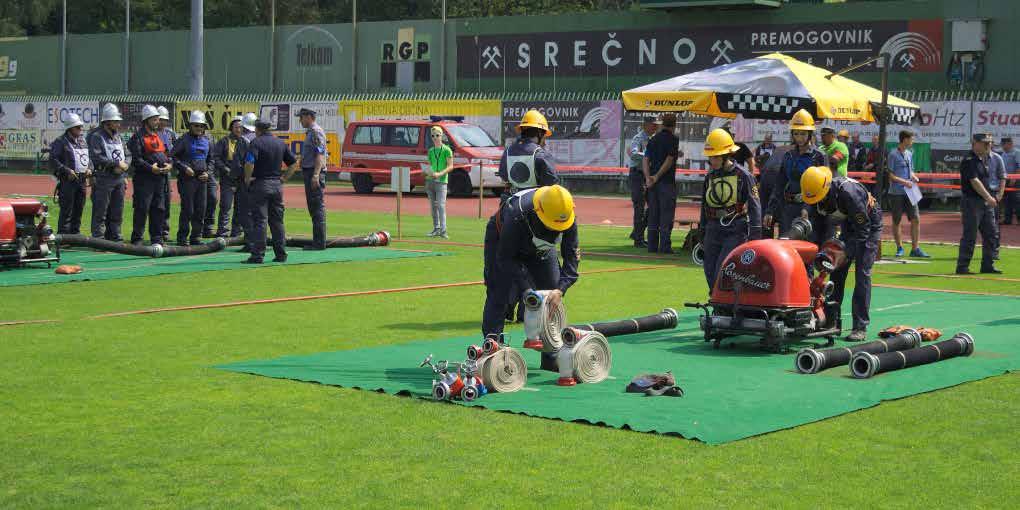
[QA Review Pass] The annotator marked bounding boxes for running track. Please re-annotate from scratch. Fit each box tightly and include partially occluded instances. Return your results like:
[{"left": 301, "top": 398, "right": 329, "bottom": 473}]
[{"left": 3, "top": 173, "right": 1017, "bottom": 246}]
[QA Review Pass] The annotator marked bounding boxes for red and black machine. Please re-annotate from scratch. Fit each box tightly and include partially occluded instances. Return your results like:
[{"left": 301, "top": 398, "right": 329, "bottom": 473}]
[
  {"left": 0, "top": 198, "right": 59, "bottom": 267},
  {"left": 685, "top": 236, "right": 848, "bottom": 352}
]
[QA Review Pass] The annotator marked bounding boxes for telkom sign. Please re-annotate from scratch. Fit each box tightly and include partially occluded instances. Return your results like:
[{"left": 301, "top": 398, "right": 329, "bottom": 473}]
[{"left": 458, "top": 19, "right": 942, "bottom": 78}]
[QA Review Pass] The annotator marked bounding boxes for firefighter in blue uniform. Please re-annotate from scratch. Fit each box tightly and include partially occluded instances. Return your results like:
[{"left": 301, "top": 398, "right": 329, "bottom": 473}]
[
  {"left": 482, "top": 185, "right": 580, "bottom": 370},
  {"left": 488, "top": 109, "right": 560, "bottom": 323},
  {"left": 699, "top": 128, "right": 762, "bottom": 290},
  {"left": 765, "top": 109, "right": 827, "bottom": 238},
  {"left": 170, "top": 111, "right": 213, "bottom": 245},
  {"left": 801, "top": 166, "right": 882, "bottom": 342}
]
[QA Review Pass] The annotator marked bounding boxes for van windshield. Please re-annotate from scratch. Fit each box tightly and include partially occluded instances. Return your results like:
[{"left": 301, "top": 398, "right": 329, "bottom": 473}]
[{"left": 445, "top": 125, "right": 497, "bottom": 148}]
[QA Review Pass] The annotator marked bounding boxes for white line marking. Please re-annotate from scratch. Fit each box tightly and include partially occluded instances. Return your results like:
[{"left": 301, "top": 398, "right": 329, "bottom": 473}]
[{"left": 874, "top": 301, "right": 925, "bottom": 312}]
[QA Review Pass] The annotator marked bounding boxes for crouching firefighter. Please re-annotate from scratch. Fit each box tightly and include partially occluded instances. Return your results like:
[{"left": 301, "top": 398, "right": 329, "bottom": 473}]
[
  {"left": 801, "top": 166, "right": 882, "bottom": 342},
  {"left": 488, "top": 109, "right": 560, "bottom": 322},
  {"left": 482, "top": 185, "right": 580, "bottom": 371},
  {"left": 700, "top": 128, "right": 762, "bottom": 290}
]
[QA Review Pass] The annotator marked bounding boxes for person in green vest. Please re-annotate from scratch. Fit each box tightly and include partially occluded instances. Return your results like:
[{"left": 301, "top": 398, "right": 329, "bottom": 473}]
[
  {"left": 820, "top": 127, "right": 849, "bottom": 177},
  {"left": 426, "top": 125, "right": 454, "bottom": 239}
]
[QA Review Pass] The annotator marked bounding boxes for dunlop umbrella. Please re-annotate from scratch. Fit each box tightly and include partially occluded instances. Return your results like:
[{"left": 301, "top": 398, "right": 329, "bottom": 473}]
[{"left": 621, "top": 52, "right": 919, "bottom": 124}]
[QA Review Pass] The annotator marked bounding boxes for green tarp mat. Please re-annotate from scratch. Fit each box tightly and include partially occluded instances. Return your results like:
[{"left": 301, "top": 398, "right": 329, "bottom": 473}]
[
  {"left": 0, "top": 246, "right": 443, "bottom": 286},
  {"left": 217, "top": 287, "right": 1020, "bottom": 444}
]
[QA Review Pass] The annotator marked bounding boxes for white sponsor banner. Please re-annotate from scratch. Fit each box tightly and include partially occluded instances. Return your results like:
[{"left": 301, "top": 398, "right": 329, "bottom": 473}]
[
  {"left": 46, "top": 101, "right": 101, "bottom": 131},
  {"left": 544, "top": 139, "right": 622, "bottom": 168},
  {"left": 915, "top": 101, "right": 970, "bottom": 147},
  {"left": 971, "top": 101, "right": 1020, "bottom": 143},
  {"left": 0, "top": 101, "right": 44, "bottom": 130}
]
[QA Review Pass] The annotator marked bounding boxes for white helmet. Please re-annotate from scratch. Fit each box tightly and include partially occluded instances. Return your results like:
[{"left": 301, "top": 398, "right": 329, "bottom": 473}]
[
  {"left": 157, "top": 105, "right": 170, "bottom": 121},
  {"left": 62, "top": 112, "right": 84, "bottom": 130},
  {"left": 101, "top": 103, "right": 123, "bottom": 122},
  {"left": 242, "top": 112, "right": 257, "bottom": 132},
  {"left": 188, "top": 110, "right": 207, "bottom": 126},
  {"left": 141, "top": 104, "right": 160, "bottom": 122}
]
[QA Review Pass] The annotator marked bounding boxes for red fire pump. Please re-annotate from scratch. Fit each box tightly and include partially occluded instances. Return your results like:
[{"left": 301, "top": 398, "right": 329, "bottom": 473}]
[
  {"left": 685, "top": 237, "right": 848, "bottom": 352},
  {"left": 0, "top": 198, "right": 60, "bottom": 267}
]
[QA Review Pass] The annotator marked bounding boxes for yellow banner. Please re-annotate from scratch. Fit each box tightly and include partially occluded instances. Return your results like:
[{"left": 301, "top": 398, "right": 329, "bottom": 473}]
[
  {"left": 620, "top": 90, "right": 722, "bottom": 115},
  {"left": 275, "top": 131, "right": 341, "bottom": 168},
  {"left": 0, "top": 129, "right": 40, "bottom": 159},
  {"left": 176, "top": 101, "right": 259, "bottom": 140}
]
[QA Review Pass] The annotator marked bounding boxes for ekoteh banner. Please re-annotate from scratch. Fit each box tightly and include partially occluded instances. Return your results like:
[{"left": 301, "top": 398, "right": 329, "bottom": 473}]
[
  {"left": 0, "top": 129, "right": 41, "bottom": 159},
  {"left": 340, "top": 100, "right": 502, "bottom": 142},
  {"left": 971, "top": 102, "right": 1020, "bottom": 143},
  {"left": 46, "top": 101, "right": 100, "bottom": 131},
  {"left": 0, "top": 101, "right": 44, "bottom": 130},
  {"left": 271, "top": 101, "right": 343, "bottom": 168},
  {"left": 502, "top": 100, "right": 622, "bottom": 167},
  {"left": 177, "top": 101, "right": 259, "bottom": 139},
  {"left": 459, "top": 19, "right": 942, "bottom": 79}
]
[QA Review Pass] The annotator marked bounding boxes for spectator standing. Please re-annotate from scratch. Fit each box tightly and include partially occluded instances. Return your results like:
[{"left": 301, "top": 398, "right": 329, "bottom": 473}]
[
  {"left": 425, "top": 126, "right": 453, "bottom": 239},
  {"left": 627, "top": 117, "right": 658, "bottom": 248},
  {"left": 999, "top": 137, "right": 1020, "bottom": 225},
  {"left": 886, "top": 130, "right": 930, "bottom": 258}
]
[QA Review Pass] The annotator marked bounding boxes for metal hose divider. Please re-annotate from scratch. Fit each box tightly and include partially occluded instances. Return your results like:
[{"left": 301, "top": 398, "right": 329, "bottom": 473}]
[
  {"left": 851, "top": 332, "right": 974, "bottom": 379},
  {"left": 563, "top": 308, "right": 679, "bottom": 343},
  {"left": 569, "top": 331, "right": 612, "bottom": 384},
  {"left": 795, "top": 329, "right": 922, "bottom": 374},
  {"left": 56, "top": 234, "right": 227, "bottom": 257},
  {"left": 522, "top": 290, "right": 568, "bottom": 352},
  {"left": 478, "top": 347, "right": 528, "bottom": 393}
]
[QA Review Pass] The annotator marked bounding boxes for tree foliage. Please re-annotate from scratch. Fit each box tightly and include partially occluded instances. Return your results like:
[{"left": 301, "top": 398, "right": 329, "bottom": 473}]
[{"left": 0, "top": 0, "right": 637, "bottom": 37}]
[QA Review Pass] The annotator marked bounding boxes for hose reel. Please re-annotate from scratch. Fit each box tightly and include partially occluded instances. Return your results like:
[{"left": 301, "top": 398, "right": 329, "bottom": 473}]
[{"left": 522, "top": 289, "right": 567, "bottom": 352}]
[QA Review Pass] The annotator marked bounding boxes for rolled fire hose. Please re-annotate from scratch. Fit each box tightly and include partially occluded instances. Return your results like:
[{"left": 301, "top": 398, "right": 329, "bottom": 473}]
[
  {"left": 562, "top": 308, "right": 679, "bottom": 344},
  {"left": 56, "top": 234, "right": 226, "bottom": 258},
  {"left": 478, "top": 347, "right": 528, "bottom": 393},
  {"left": 224, "top": 231, "right": 390, "bottom": 248},
  {"left": 850, "top": 332, "right": 974, "bottom": 379},
  {"left": 522, "top": 290, "right": 567, "bottom": 352},
  {"left": 556, "top": 330, "right": 612, "bottom": 385},
  {"left": 795, "top": 329, "right": 922, "bottom": 374}
]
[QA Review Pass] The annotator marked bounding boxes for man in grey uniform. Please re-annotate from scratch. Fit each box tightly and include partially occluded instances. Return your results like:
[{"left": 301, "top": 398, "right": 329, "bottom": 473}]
[
  {"left": 296, "top": 108, "right": 329, "bottom": 250},
  {"left": 87, "top": 103, "right": 129, "bottom": 241}
]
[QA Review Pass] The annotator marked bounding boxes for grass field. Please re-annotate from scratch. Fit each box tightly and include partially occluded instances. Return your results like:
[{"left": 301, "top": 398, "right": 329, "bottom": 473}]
[{"left": 1, "top": 197, "right": 1018, "bottom": 508}]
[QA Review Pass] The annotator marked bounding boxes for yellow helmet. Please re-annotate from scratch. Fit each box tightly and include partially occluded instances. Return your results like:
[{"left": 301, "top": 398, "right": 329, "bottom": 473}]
[
  {"left": 533, "top": 185, "right": 575, "bottom": 231},
  {"left": 517, "top": 109, "right": 552, "bottom": 137},
  {"left": 837, "top": 129, "right": 850, "bottom": 138},
  {"left": 801, "top": 166, "right": 833, "bottom": 205},
  {"left": 790, "top": 109, "right": 816, "bottom": 132},
  {"left": 703, "top": 128, "right": 738, "bottom": 157}
]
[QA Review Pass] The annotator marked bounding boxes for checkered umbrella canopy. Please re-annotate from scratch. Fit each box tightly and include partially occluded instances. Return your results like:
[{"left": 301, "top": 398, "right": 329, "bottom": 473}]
[{"left": 621, "top": 52, "right": 919, "bottom": 124}]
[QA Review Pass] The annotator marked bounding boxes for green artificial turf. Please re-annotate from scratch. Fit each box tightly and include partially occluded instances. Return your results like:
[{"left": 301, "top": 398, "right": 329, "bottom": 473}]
[{"left": 1, "top": 198, "right": 1017, "bottom": 507}]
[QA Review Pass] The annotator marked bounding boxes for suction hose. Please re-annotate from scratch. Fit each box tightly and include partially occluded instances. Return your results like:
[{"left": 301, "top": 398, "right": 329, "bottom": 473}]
[
  {"left": 556, "top": 330, "right": 612, "bottom": 385},
  {"left": 223, "top": 231, "right": 390, "bottom": 248},
  {"left": 56, "top": 235, "right": 227, "bottom": 257},
  {"left": 850, "top": 332, "right": 974, "bottom": 379},
  {"left": 478, "top": 347, "right": 528, "bottom": 393},
  {"left": 562, "top": 308, "right": 679, "bottom": 344},
  {"left": 795, "top": 329, "right": 923, "bottom": 374},
  {"left": 522, "top": 290, "right": 568, "bottom": 352}
]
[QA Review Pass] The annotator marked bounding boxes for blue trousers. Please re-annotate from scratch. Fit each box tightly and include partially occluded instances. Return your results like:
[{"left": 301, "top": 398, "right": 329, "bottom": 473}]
[{"left": 645, "top": 181, "right": 676, "bottom": 252}]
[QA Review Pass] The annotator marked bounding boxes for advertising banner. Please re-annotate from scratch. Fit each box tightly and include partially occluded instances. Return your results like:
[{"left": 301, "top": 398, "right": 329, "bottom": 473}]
[
  {"left": 177, "top": 101, "right": 259, "bottom": 140},
  {"left": 459, "top": 19, "right": 942, "bottom": 79},
  {"left": 0, "top": 101, "right": 45, "bottom": 130},
  {"left": 264, "top": 101, "right": 343, "bottom": 168},
  {"left": 971, "top": 101, "right": 1020, "bottom": 143},
  {"left": 42, "top": 101, "right": 102, "bottom": 156},
  {"left": 502, "top": 100, "right": 623, "bottom": 167},
  {"left": 103, "top": 101, "right": 176, "bottom": 133},
  {"left": 339, "top": 99, "right": 502, "bottom": 142},
  {"left": 0, "top": 129, "right": 41, "bottom": 159}
]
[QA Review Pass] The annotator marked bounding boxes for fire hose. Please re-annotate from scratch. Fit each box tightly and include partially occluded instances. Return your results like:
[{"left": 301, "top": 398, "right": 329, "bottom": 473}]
[
  {"left": 556, "top": 329, "right": 612, "bottom": 385},
  {"left": 55, "top": 234, "right": 227, "bottom": 257},
  {"left": 562, "top": 308, "right": 679, "bottom": 343},
  {"left": 224, "top": 231, "right": 390, "bottom": 248},
  {"left": 850, "top": 332, "right": 974, "bottom": 379},
  {"left": 478, "top": 347, "right": 528, "bottom": 393},
  {"left": 522, "top": 290, "right": 568, "bottom": 352},
  {"left": 795, "top": 329, "right": 922, "bottom": 374}
]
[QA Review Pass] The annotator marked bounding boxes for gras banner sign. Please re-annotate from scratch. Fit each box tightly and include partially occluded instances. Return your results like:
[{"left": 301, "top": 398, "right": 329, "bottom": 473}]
[
  {"left": 0, "top": 129, "right": 41, "bottom": 159},
  {"left": 502, "top": 100, "right": 622, "bottom": 167},
  {"left": 177, "top": 101, "right": 259, "bottom": 140}
]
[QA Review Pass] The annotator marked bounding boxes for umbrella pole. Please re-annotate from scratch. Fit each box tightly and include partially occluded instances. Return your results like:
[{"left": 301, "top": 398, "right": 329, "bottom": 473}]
[{"left": 875, "top": 53, "right": 891, "bottom": 261}]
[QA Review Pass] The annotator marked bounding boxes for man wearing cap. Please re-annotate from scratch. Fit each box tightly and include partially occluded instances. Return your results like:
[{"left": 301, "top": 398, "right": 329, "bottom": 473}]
[
  {"left": 49, "top": 113, "right": 92, "bottom": 235},
  {"left": 956, "top": 133, "right": 1002, "bottom": 274},
  {"left": 87, "top": 103, "right": 130, "bottom": 241},
  {"left": 296, "top": 108, "right": 328, "bottom": 250},
  {"left": 157, "top": 106, "right": 178, "bottom": 242},
  {"left": 127, "top": 105, "right": 173, "bottom": 245},
  {"left": 753, "top": 133, "right": 776, "bottom": 173},
  {"left": 999, "top": 137, "right": 1020, "bottom": 225},
  {"left": 170, "top": 111, "right": 213, "bottom": 245},
  {"left": 643, "top": 113, "right": 680, "bottom": 253},
  {"left": 820, "top": 127, "right": 849, "bottom": 178},
  {"left": 837, "top": 129, "right": 850, "bottom": 145},
  {"left": 211, "top": 116, "right": 248, "bottom": 238},
  {"left": 627, "top": 117, "right": 657, "bottom": 248},
  {"left": 886, "top": 130, "right": 930, "bottom": 258},
  {"left": 243, "top": 116, "right": 299, "bottom": 263},
  {"left": 481, "top": 184, "right": 580, "bottom": 371}
]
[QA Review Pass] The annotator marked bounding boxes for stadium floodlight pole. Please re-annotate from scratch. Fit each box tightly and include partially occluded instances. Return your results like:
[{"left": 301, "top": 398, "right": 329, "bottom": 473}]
[
  {"left": 123, "top": 0, "right": 130, "bottom": 94},
  {"left": 352, "top": 0, "right": 358, "bottom": 90},
  {"left": 190, "top": 0, "right": 204, "bottom": 97},
  {"left": 269, "top": 0, "right": 275, "bottom": 93},
  {"left": 441, "top": 0, "right": 446, "bottom": 91},
  {"left": 60, "top": 0, "right": 66, "bottom": 95}
]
